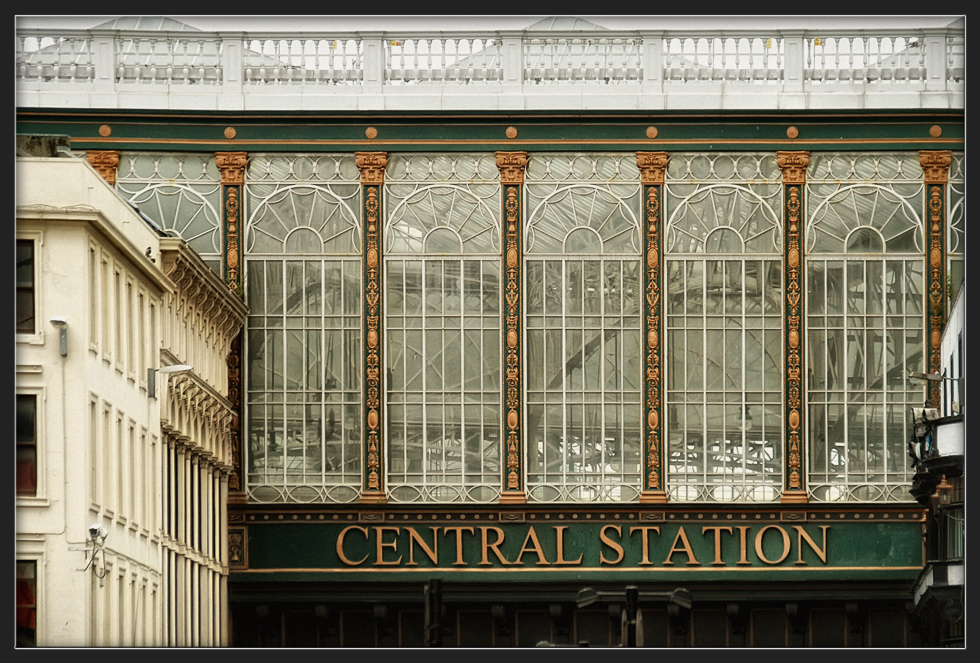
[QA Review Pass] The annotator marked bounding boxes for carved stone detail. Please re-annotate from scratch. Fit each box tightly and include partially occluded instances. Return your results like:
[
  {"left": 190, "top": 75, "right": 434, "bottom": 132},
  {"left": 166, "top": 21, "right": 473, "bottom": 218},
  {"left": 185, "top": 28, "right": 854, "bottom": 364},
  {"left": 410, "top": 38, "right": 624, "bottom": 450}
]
[
  {"left": 777, "top": 151, "right": 809, "bottom": 185},
  {"left": 356, "top": 151, "right": 388, "bottom": 185},
  {"left": 85, "top": 150, "right": 120, "bottom": 186},
  {"left": 496, "top": 151, "right": 527, "bottom": 185},
  {"left": 919, "top": 150, "right": 952, "bottom": 184},
  {"left": 216, "top": 151, "right": 247, "bottom": 185},
  {"left": 636, "top": 151, "right": 668, "bottom": 185}
]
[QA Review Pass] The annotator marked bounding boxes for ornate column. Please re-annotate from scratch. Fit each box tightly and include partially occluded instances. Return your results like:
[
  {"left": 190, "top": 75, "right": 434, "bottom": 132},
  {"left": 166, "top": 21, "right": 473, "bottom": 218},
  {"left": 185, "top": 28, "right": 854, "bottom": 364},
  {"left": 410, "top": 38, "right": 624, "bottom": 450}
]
[
  {"left": 225, "top": 334, "right": 244, "bottom": 499},
  {"left": 636, "top": 152, "right": 669, "bottom": 504},
  {"left": 496, "top": 151, "right": 528, "bottom": 504},
  {"left": 919, "top": 150, "right": 952, "bottom": 408},
  {"left": 85, "top": 150, "right": 120, "bottom": 186},
  {"left": 215, "top": 152, "right": 247, "bottom": 504},
  {"left": 215, "top": 152, "right": 247, "bottom": 296},
  {"left": 356, "top": 152, "right": 388, "bottom": 503},
  {"left": 777, "top": 151, "right": 809, "bottom": 504}
]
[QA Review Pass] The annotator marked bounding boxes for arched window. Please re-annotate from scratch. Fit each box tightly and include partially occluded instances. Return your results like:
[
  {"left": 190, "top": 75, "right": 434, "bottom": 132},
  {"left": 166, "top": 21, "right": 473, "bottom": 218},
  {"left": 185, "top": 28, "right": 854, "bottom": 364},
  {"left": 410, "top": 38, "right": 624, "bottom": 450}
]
[
  {"left": 664, "top": 153, "right": 784, "bottom": 502},
  {"left": 384, "top": 154, "right": 502, "bottom": 503},
  {"left": 805, "top": 153, "right": 925, "bottom": 502},
  {"left": 524, "top": 153, "right": 643, "bottom": 502},
  {"left": 243, "top": 154, "right": 362, "bottom": 503}
]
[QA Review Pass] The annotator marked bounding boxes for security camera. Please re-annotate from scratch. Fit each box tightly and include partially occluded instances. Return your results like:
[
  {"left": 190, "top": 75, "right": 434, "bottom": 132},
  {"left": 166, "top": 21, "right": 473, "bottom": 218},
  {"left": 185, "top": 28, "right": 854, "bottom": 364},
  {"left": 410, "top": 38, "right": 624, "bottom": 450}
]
[
  {"left": 89, "top": 523, "right": 101, "bottom": 540},
  {"left": 49, "top": 316, "right": 68, "bottom": 329}
]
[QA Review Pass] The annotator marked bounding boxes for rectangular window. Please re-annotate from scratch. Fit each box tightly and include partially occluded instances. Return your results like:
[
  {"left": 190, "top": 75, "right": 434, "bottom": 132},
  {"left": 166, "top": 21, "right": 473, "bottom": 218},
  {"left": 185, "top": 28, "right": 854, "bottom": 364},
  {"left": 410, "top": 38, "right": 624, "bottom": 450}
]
[
  {"left": 126, "top": 281, "right": 135, "bottom": 373},
  {"left": 16, "top": 560, "right": 36, "bottom": 646},
  {"left": 89, "top": 246, "right": 99, "bottom": 348},
  {"left": 16, "top": 239, "right": 35, "bottom": 334},
  {"left": 16, "top": 395, "right": 37, "bottom": 496}
]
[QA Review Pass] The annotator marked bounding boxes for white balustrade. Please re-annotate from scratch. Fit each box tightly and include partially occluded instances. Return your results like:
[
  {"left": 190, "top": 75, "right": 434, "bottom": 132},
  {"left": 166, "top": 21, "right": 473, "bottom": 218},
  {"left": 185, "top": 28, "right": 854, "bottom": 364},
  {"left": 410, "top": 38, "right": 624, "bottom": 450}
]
[{"left": 15, "top": 25, "right": 963, "bottom": 110}]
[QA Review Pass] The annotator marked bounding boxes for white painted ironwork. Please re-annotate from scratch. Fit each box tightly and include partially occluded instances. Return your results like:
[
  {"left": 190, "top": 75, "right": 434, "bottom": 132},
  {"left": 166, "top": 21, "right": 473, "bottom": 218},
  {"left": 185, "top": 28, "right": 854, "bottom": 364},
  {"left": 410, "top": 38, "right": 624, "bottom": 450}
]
[
  {"left": 805, "top": 153, "right": 925, "bottom": 502},
  {"left": 243, "top": 154, "right": 363, "bottom": 504},
  {"left": 664, "top": 153, "right": 783, "bottom": 502},
  {"left": 524, "top": 154, "right": 643, "bottom": 503},
  {"left": 384, "top": 154, "right": 502, "bottom": 503}
]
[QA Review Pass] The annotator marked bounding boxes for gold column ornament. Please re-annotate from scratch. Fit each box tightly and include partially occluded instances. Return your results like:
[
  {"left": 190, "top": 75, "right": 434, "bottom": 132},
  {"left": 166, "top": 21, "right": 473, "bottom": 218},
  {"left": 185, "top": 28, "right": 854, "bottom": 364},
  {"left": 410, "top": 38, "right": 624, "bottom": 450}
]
[
  {"left": 226, "top": 334, "right": 243, "bottom": 494},
  {"left": 216, "top": 152, "right": 248, "bottom": 296},
  {"left": 777, "top": 151, "right": 809, "bottom": 504},
  {"left": 357, "top": 152, "right": 389, "bottom": 503},
  {"left": 216, "top": 152, "right": 249, "bottom": 502},
  {"left": 919, "top": 150, "right": 951, "bottom": 408},
  {"left": 496, "top": 152, "right": 528, "bottom": 504},
  {"left": 85, "top": 150, "right": 120, "bottom": 186},
  {"left": 636, "top": 152, "right": 669, "bottom": 504}
]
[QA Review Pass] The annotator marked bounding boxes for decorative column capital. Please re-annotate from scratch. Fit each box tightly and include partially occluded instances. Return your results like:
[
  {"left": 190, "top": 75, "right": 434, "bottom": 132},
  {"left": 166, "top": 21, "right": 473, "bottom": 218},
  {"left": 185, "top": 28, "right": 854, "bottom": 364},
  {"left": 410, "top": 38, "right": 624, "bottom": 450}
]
[
  {"left": 636, "top": 151, "right": 669, "bottom": 185},
  {"left": 777, "top": 151, "right": 810, "bottom": 184},
  {"left": 919, "top": 150, "right": 952, "bottom": 184},
  {"left": 356, "top": 151, "right": 388, "bottom": 184},
  {"left": 495, "top": 151, "right": 528, "bottom": 185},
  {"left": 85, "top": 150, "right": 120, "bottom": 186},
  {"left": 216, "top": 152, "right": 248, "bottom": 185}
]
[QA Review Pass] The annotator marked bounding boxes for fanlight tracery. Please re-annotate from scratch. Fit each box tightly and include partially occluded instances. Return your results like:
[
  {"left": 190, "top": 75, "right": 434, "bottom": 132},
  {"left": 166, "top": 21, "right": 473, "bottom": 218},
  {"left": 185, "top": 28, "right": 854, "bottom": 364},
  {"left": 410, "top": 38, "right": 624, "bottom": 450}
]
[
  {"left": 663, "top": 178, "right": 783, "bottom": 502},
  {"left": 384, "top": 170, "right": 503, "bottom": 503}
]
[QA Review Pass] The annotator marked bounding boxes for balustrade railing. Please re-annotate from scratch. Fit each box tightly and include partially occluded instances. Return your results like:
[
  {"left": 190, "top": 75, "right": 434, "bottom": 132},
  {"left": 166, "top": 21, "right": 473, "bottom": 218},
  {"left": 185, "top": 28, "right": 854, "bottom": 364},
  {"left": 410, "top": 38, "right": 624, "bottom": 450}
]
[{"left": 15, "top": 25, "right": 963, "bottom": 109}]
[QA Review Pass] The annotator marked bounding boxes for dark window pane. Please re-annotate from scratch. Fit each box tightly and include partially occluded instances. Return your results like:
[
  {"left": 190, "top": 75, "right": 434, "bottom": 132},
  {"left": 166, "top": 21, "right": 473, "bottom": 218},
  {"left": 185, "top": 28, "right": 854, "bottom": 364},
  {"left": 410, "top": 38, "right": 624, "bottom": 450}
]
[
  {"left": 458, "top": 610, "right": 494, "bottom": 648},
  {"left": 516, "top": 610, "right": 551, "bottom": 647},
  {"left": 16, "top": 395, "right": 37, "bottom": 496},
  {"left": 16, "top": 240, "right": 34, "bottom": 334},
  {"left": 869, "top": 608, "right": 907, "bottom": 647},
  {"left": 693, "top": 610, "right": 728, "bottom": 647},
  {"left": 751, "top": 609, "right": 786, "bottom": 647},
  {"left": 16, "top": 561, "right": 36, "bottom": 647},
  {"left": 810, "top": 608, "right": 846, "bottom": 647}
]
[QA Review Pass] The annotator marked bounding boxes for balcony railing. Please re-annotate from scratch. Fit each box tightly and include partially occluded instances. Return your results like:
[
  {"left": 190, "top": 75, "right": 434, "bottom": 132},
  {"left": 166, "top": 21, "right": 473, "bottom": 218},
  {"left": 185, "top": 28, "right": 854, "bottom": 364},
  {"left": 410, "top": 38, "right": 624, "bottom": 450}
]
[{"left": 15, "top": 25, "right": 964, "bottom": 110}]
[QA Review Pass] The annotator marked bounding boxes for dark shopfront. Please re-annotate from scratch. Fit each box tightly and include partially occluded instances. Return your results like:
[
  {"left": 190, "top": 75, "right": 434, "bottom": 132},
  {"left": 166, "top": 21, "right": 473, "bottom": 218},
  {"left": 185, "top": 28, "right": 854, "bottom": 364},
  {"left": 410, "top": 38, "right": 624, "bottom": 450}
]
[{"left": 228, "top": 503, "right": 925, "bottom": 647}]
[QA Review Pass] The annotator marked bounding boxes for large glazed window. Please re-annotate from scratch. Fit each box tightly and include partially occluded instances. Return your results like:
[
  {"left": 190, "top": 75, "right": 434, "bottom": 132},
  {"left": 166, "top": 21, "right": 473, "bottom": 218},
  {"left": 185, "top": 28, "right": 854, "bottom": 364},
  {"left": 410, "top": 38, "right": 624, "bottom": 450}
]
[
  {"left": 244, "top": 154, "right": 362, "bottom": 503},
  {"left": 116, "top": 152, "right": 223, "bottom": 274},
  {"left": 524, "top": 154, "right": 643, "bottom": 502},
  {"left": 805, "top": 153, "right": 924, "bottom": 502},
  {"left": 384, "top": 154, "right": 502, "bottom": 503},
  {"left": 664, "top": 154, "right": 784, "bottom": 502}
]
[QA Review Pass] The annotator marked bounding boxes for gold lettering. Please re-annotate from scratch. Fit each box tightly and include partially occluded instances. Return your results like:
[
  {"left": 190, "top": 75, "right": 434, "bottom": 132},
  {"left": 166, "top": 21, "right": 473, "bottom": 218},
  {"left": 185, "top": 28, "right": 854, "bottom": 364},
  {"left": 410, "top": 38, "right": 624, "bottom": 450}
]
[
  {"left": 701, "top": 526, "right": 733, "bottom": 566},
  {"left": 754, "top": 525, "right": 791, "bottom": 565},
  {"left": 336, "top": 526, "right": 369, "bottom": 566},
  {"left": 599, "top": 526, "right": 624, "bottom": 565},
  {"left": 479, "top": 526, "right": 513, "bottom": 566},
  {"left": 554, "top": 526, "right": 584, "bottom": 565},
  {"left": 515, "top": 526, "right": 551, "bottom": 566},
  {"left": 628, "top": 526, "right": 661, "bottom": 566},
  {"left": 794, "top": 525, "right": 829, "bottom": 565},
  {"left": 663, "top": 526, "right": 700, "bottom": 566},
  {"left": 374, "top": 526, "right": 403, "bottom": 566},
  {"left": 405, "top": 527, "right": 439, "bottom": 566},
  {"left": 442, "top": 527, "right": 475, "bottom": 566},
  {"left": 736, "top": 526, "right": 751, "bottom": 565}
]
